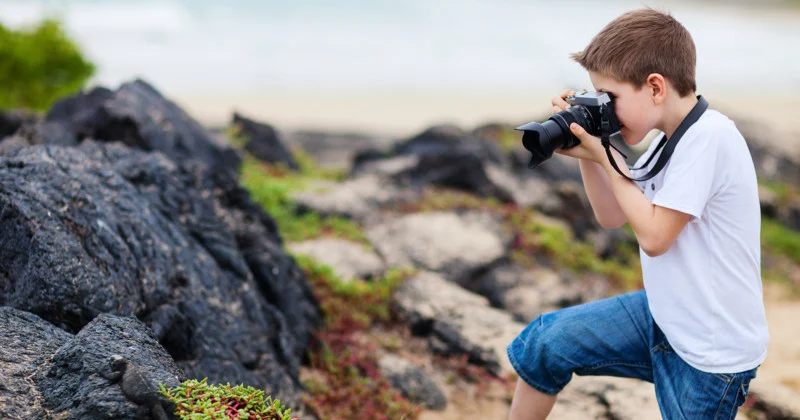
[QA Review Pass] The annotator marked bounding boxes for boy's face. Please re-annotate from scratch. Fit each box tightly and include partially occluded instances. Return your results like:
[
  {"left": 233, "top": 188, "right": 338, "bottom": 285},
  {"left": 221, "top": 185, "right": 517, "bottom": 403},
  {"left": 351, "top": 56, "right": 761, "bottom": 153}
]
[{"left": 589, "top": 71, "right": 659, "bottom": 146}]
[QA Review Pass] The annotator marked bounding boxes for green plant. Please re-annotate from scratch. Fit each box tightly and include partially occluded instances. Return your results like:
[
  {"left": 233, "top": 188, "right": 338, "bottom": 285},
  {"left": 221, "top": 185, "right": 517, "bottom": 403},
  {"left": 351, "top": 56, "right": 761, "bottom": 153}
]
[
  {"left": 240, "top": 156, "right": 369, "bottom": 245},
  {"left": 759, "top": 180, "right": 798, "bottom": 207},
  {"left": 762, "top": 218, "right": 800, "bottom": 264},
  {"left": 159, "top": 378, "right": 296, "bottom": 420},
  {"left": 0, "top": 18, "right": 95, "bottom": 110}
]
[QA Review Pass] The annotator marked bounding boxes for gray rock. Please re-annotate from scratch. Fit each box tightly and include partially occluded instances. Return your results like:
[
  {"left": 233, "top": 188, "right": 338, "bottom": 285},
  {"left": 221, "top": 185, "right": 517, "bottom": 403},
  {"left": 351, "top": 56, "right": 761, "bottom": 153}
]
[
  {"left": 476, "top": 263, "right": 611, "bottom": 323},
  {"left": 748, "top": 380, "right": 800, "bottom": 419},
  {"left": 35, "top": 313, "right": 182, "bottom": 420},
  {"left": 378, "top": 354, "right": 447, "bottom": 410},
  {"left": 759, "top": 185, "right": 780, "bottom": 218},
  {"left": 392, "top": 271, "right": 525, "bottom": 374},
  {"left": 284, "top": 130, "right": 394, "bottom": 170},
  {"left": 292, "top": 174, "right": 399, "bottom": 220},
  {"left": 485, "top": 163, "right": 562, "bottom": 210},
  {"left": 351, "top": 155, "right": 419, "bottom": 177},
  {"left": 736, "top": 118, "right": 800, "bottom": 187},
  {"left": 0, "top": 307, "right": 72, "bottom": 420},
  {"left": 288, "top": 238, "right": 385, "bottom": 281},
  {"left": 471, "top": 265, "right": 588, "bottom": 322},
  {"left": 549, "top": 376, "right": 660, "bottom": 419},
  {"left": 366, "top": 211, "right": 508, "bottom": 285}
]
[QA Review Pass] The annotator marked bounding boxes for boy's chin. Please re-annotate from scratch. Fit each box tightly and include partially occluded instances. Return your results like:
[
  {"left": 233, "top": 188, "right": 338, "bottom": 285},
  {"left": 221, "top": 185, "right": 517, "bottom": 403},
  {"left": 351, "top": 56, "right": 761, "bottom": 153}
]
[{"left": 621, "top": 128, "right": 647, "bottom": 146}]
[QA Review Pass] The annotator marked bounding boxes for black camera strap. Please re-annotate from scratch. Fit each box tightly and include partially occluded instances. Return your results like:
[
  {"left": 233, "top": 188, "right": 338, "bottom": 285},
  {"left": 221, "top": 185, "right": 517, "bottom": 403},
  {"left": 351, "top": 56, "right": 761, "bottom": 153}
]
[{"left": 601, "top": 95, "right": 708, "bottom": 182}]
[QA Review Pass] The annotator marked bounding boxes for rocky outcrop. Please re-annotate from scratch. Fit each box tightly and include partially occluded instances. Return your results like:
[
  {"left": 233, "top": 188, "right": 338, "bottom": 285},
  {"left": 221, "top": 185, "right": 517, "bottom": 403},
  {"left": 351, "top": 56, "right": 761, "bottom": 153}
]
[
  {"left": 0, "top": 307, "right": 182, "bottom": 420},
  {"left": 468, "top": 263, "right": 610, "bottom": 323},
  {"left": 232, "top": 112, "right": 298, "bottom": 170},
  {"left": 285, "top": 129, "right": 394, "bottom": 170},
  {"left": 392, "top": 124, "right": 507, "bottom": 165},
  {"left": 292, "top": 174, "right": 401, "bottom": 221},
  {"left": 0, "top": 307, "right": 72, "bottom": 419},
  {"left": 392, "top": 271, "right": 525, "bottom": 375},
  {"left": 36, "top": 79, "right": 241, "bottom": 176},
  {"left": 288, "top": 238, "right": 385, "bottom": 281},
  {"left": 35, "top": 313, "right": 182, "bottom": 419},
  {"left": 365, "top": 212, "right": 508, "bottom": 286},
  {"left": 0, "top": 109, "right": 38, "bottom": 139},
  {"left": 378, "top": 353, "right": 447, "bottom": 411},
  {"left": 0, "top": 141, "right": 320, "bottom": 408}
]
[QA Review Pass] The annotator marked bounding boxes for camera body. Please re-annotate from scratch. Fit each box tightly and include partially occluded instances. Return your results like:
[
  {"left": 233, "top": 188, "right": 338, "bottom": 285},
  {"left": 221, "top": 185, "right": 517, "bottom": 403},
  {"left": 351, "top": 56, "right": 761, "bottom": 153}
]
[{"left": 516, "top": 91, "right": 623, "bottom": 169}]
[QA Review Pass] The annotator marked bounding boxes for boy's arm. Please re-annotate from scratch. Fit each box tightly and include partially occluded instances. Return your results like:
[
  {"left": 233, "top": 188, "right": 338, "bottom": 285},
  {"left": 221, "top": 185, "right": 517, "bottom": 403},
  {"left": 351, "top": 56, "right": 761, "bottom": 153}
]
[
  {"left": 578, "top": 159, "right": 628, "bottom": 229},
  {"left": 566, "top": 123, "right": 692, "bottom": 257},
  {"left": 600, "top": 149, "right": 692, "bottom": 257}
]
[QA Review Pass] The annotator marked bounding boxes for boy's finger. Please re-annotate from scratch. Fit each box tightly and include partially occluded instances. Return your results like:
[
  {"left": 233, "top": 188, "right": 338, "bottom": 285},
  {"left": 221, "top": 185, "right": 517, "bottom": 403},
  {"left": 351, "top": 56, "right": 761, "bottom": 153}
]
[{"left": 570, "top": 123, "right": 593, "bottom": 141}]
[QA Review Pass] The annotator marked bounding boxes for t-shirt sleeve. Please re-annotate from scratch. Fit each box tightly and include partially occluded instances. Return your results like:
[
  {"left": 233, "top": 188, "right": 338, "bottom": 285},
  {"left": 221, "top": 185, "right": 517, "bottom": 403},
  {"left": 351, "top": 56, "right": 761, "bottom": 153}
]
[{"left": 652, "top": 134, "right": 721, "bottom": 220}]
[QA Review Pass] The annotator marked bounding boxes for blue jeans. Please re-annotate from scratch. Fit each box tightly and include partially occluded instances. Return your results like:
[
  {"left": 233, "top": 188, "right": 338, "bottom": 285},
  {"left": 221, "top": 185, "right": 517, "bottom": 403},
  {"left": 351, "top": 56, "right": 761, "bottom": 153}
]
[{"left": 506, "top": 290, "right": 758, "bottom": 419}]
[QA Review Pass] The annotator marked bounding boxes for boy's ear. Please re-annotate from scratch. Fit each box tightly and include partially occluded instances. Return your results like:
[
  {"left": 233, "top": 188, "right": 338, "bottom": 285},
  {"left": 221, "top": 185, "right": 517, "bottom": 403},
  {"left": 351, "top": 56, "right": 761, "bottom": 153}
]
[{"left": 646, "top": 73, "right": 667, "bottom": 104}]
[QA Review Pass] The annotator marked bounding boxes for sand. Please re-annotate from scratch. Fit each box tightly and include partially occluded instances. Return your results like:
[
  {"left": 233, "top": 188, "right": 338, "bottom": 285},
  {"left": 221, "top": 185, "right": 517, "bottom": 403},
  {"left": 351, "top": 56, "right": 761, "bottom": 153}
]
[{"left": 174, "top": 89, "right": 800, "bottom": 149}]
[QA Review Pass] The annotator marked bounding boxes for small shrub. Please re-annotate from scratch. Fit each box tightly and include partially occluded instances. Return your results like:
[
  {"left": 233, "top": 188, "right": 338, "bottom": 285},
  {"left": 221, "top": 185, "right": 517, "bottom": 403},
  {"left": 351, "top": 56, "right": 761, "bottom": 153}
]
[
  {"left": 0, "top": 19, "right": 95, "bottom": 110},
  {"left": 294, "top": 255, "right": 421, "bottom": 419},
  {"left": 159, "top": 378, "right": 296, "bottom": 420}
]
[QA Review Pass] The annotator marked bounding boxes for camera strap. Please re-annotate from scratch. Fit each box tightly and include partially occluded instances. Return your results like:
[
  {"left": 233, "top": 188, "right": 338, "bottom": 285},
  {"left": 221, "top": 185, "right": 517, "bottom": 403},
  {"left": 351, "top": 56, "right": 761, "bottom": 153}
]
[{"left": 601, "top": 95, "right": 708, "bottom": 182}]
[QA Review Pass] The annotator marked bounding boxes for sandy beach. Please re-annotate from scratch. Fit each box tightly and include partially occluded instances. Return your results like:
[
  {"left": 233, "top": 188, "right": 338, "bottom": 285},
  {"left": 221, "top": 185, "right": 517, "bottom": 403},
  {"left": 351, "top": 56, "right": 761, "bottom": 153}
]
[{"left": 174, "top": 89, "right": 800, "bottom": 150}]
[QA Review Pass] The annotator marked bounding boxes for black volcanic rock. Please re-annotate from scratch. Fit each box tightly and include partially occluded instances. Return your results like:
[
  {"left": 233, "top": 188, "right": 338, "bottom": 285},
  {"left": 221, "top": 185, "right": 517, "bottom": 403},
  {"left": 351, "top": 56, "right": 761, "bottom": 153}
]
[
  {"left": 35, "top": 313, "right": 182, "bottom": 419},
  {"left": 39, "top": 79, "right": 241, "bottom": 176},
  {"left": 232, "top": 112, "right": 298, "bottom": 170},
  {"left": 393, "top": 124, "right": 507, "bottom": 165},
  {"left": 0, "top": 109, "right": 39, "bottom": 139},
  {"left": 0, "top": 140, "right": 320, "bottom": 409},
  {"left": 0, "top": 307, "right": 72, "bottom": 419}
]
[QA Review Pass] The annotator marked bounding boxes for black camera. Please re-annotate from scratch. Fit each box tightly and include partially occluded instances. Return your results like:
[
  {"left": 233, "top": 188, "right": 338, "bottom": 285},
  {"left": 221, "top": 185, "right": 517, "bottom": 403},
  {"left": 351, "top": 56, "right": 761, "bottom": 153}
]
[{"left": 516, "top": 91, "right": 624, "bottom": 168}]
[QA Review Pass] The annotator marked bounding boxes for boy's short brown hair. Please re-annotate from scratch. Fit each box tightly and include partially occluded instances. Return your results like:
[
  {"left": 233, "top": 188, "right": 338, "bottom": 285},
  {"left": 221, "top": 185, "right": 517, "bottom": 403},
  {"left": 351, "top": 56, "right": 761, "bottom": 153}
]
[{"left": 571, "top": 8, "right": 696, "bottom": 97}]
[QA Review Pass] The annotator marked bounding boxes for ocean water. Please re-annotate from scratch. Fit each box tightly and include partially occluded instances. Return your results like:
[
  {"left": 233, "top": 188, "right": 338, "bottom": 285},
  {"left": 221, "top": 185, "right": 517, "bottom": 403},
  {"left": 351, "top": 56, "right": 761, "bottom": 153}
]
[{"left": 0, "top": 0, "right": 798, "bottom": 96}]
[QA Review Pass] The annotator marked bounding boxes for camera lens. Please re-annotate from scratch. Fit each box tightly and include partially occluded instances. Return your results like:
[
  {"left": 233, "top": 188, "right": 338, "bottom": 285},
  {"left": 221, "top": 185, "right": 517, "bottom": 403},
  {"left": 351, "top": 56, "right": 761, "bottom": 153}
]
[
  {"left": 517, "top": 106, "right": 593, "bottom": 168},
  {"left": 518, "top": 120, "right": 565, "bottom": 167}
]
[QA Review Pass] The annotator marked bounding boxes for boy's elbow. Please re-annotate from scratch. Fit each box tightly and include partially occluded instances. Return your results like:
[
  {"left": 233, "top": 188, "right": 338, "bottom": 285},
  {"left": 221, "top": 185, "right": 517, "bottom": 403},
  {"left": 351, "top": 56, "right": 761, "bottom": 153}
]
[
  {"left": 595, "top": 212, "right": 627, "bottom": 229},
  {"left": 640, "top": 236, "right": 670, "bottom": 257}
]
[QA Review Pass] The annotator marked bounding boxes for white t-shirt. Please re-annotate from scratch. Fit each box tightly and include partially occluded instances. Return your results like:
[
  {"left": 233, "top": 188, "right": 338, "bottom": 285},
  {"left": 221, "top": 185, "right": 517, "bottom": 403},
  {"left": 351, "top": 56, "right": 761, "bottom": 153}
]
[{"left": 631, "top": 109, "right": 769, "bottom": 374}]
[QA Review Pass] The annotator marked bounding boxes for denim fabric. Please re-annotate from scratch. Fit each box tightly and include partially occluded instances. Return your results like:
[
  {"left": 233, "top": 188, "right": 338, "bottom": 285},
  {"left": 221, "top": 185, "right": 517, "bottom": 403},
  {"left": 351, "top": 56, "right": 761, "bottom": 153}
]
[{"left": 506, "top": 290, "right": 758, "bottom": 419}]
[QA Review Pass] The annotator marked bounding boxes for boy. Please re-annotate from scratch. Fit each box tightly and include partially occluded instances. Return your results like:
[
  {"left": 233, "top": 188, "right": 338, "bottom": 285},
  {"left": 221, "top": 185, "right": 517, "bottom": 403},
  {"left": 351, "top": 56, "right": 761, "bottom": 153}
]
[{"left": 506, "top": 8, "right": 769, "bottom": 420}]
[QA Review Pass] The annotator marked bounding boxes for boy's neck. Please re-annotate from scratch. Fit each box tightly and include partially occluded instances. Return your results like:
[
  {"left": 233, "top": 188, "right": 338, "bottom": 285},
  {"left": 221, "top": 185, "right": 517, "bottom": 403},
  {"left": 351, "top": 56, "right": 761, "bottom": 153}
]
[{"left": 660, "top": 93, "right": 699, "bottom": 139}]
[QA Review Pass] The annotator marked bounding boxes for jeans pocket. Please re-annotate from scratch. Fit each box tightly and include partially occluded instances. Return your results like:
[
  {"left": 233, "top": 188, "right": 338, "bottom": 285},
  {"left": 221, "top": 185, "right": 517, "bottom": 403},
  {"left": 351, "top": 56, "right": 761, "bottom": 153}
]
[{"left": 712, "top": 372, "right": 734, "bottom": 383}]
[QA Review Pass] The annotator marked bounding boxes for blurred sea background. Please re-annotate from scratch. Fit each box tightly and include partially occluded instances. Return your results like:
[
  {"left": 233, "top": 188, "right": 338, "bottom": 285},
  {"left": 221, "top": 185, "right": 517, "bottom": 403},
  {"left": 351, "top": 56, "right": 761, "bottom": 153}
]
[{"left": 1, "top": 0, "right": 799, "bottom": 136}]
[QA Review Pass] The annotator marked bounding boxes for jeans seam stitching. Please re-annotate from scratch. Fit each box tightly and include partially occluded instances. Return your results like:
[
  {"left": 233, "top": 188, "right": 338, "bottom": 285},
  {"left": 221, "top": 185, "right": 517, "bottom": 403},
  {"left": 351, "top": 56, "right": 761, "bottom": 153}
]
[
  {"left": 713, "top": 374, "right": 736, "bottom": 420},
  {"left": 727, "top": 383, "right": 744, "bottom": 420},
  {"left": 582, "top": 360, "right": 652, "bottom": 371}
]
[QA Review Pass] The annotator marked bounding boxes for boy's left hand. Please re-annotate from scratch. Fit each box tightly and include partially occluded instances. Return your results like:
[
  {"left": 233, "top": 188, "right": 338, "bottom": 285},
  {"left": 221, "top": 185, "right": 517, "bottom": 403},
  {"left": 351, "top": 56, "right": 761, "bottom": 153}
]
[{"left": 554, "top": 123, "right": 607, "bottom": 163}]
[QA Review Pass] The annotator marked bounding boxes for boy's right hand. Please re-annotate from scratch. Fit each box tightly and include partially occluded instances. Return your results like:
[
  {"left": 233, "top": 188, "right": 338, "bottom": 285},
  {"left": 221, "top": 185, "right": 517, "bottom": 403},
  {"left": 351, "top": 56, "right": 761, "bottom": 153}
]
[{"left": 551, "top": 89, "right": 576, "bottom": 114}]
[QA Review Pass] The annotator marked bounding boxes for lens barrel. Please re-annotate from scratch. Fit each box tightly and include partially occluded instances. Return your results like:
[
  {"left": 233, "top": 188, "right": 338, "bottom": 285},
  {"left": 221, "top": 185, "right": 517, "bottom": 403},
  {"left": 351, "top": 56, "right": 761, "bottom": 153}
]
[{"left": 517, "top": 106, "right": 592, "bottom": 168}]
